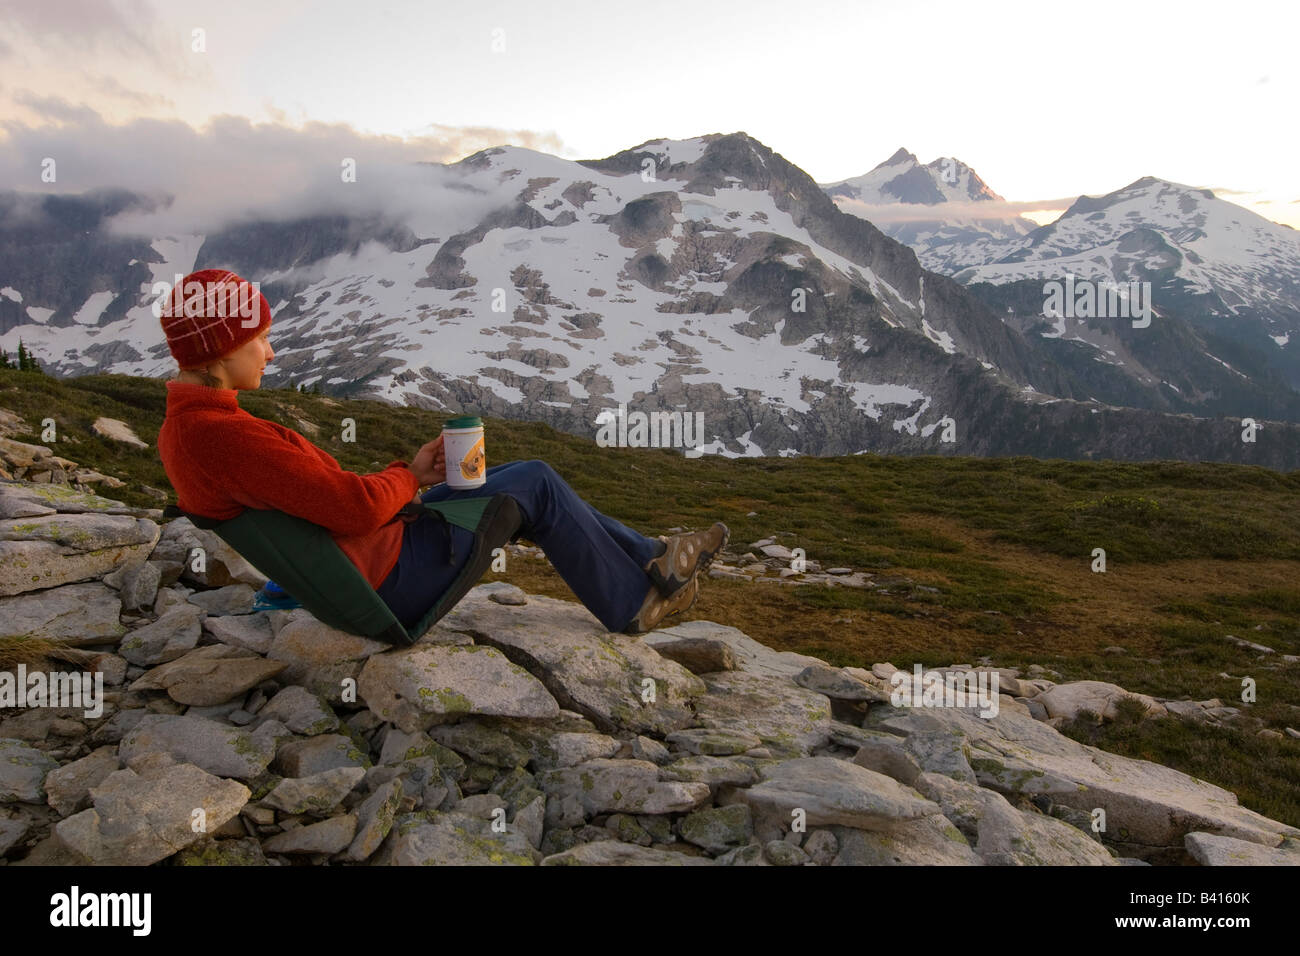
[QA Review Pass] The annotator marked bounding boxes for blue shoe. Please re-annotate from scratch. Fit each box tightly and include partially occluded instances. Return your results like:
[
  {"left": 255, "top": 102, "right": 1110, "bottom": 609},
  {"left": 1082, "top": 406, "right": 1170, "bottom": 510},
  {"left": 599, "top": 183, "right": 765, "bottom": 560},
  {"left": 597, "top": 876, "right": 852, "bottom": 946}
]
[{"left": 252, "top": 580, "right": 301, "bottom": 612}]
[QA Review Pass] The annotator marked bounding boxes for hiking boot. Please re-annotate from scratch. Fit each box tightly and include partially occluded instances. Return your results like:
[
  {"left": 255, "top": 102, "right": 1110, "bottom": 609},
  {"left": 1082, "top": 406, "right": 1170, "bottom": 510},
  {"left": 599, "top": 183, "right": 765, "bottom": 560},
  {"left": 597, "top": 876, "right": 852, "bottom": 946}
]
[
  {"left": 644, "top": 522, "right": 729, "bottom": 598},
  {"left": 622, "top": 574, "right": 700, "bottom": 635}
]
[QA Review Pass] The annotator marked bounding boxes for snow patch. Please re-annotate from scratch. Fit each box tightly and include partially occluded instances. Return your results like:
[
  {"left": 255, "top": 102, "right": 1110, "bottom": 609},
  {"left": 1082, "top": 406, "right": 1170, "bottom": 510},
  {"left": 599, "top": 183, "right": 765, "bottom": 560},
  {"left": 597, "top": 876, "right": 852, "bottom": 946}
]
[
  {"left": 893, "top": 396, "right": 933, "bottom": 435},
  {"left": 852, "top": 382, "right": 928, "bottom": 420},
  {"left": 148, "top": 236, "right": 205, "bottom": 285},
  {"left": 73, "top": 291, "right": 116, "bottom": 326},
  {"left": 921, "top": 319, "right": 955, "bottom": 353}
]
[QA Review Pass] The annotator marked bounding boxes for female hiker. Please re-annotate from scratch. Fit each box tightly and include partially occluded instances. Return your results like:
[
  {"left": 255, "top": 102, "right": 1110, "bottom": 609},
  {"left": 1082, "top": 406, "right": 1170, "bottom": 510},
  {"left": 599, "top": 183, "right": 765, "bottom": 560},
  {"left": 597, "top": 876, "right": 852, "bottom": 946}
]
[{"left": 155, "top": 268, "right": 728, "bottom": 635}]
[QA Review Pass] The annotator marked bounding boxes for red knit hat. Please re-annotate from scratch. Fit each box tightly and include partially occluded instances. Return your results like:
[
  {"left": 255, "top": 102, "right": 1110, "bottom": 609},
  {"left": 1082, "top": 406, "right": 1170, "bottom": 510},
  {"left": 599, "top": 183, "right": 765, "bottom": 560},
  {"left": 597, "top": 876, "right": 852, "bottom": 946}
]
[{"left": 159, "top": 269, "right": 272, "bottom": 370}]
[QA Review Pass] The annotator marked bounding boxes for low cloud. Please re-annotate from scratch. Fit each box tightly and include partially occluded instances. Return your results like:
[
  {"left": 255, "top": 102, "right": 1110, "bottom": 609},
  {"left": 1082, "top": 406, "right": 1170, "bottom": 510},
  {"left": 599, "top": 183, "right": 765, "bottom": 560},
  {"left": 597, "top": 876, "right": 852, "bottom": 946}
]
[
  {"left": 831, "top": 195, "right": 1075, "bottom": 224},
  {"left": 0, "top": 108, "right": 567, "bottom": 238},
  {"left": 10, "top": 90, "right": 102, "bottom": 125},
  {"left": 85, "top": 72, "right": 175, "bottom": 109}
]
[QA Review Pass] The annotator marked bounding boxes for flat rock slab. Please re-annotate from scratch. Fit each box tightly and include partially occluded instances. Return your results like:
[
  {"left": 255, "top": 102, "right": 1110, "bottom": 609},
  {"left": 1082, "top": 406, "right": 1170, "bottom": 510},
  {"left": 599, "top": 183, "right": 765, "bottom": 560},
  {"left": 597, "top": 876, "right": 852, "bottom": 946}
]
[
  {"left": 690, "top": 670, "right": 832, "bottom": 758},
  {"left": 0, "top": 480, "right": 134, "bottom": 518},
  {"left": 186, "top": 584, "right": 256, "bottom": 616},
  {"left": 130, "top": 644, "right": 286, "bottom": 705},
  {"left": 202, "top": 613, "right": 275, "bottom": 655},
  {"left": 830, "top": 814, "right": 983, "bottom": 865},
  {"left": 260, "top": 766, "right": 365, "bottom": 814},
  {"left": 0, "top": 737, "right": 60, "bottom": 803},
  {"left": 358, "top": 643, "right": 559, "bottom": 733},
  {"left": 0, "top": 513, "right": 159, "bottom": 597},
  {"left": 118, "top": 714, "right": 281, "bottom": 780},
  {"left": 1185, "top": 832, "right": 1300, "bottom": 866},
  {"left": 117, "top": 604, "right": 203, "bottom": 666},
  {"left": 43, "top": 746, "right": 121, "bottom": 817},
  {"left": 527, "top": 732, "right": 621, "bottom": 771},
  {"left": 263, "top": 814, "right": 357, "bottom": 855},
  {"left": 273, "top": 733, "right": 371, "bottom": 777},
  {"left": 486, "top": 583, "right": 528, "bottom": 605},
  {"left": 660, "top": 755, "right": 761, "bottom": 788},
  {"left": 377, "top": 810, "right": 540, "bottom": 865},
  {"left": 55, "top": 762, "right": 249, "bottom": 865},
  {"left": 728, "top": 756, "right": 941, "bottom": 831},
  {"left": 254, "top": 686, "right": 339, "bottom": 736},
  {"left": 92, "top": 417, "right": 148, "bottom": 449},
  {"left": 869, "top": 704, "right": 1300, "bottom": 855},
  {"left": 0, "top": 582, "right": 125, "bottom": 645},
  {"left": 795, "top": 664, "right": 890, "bottom": 703},
  {"left": 1037, "top": 680, "right": 1167, "bottom": 721},
  {"left": 537, "top": 758, "right": 711, "bottom": 826},
  {"left": 440, "top": 589, "right": 704, "bottom": 735}
]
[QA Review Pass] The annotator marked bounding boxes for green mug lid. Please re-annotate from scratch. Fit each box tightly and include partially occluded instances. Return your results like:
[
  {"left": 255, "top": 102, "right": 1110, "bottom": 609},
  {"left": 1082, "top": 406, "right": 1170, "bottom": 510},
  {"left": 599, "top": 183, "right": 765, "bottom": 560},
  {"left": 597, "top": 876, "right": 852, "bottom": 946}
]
[{"left": 444, "top": 416, "right": 483, "bottom": 429}]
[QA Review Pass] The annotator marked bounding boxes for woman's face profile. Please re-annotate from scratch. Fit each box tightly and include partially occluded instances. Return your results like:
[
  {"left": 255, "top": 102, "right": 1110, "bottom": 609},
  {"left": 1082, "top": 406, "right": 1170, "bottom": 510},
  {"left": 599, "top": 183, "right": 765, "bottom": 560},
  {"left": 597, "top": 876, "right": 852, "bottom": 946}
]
[{"left": 215, "top": 325, "right": 275, "bottom": 390}]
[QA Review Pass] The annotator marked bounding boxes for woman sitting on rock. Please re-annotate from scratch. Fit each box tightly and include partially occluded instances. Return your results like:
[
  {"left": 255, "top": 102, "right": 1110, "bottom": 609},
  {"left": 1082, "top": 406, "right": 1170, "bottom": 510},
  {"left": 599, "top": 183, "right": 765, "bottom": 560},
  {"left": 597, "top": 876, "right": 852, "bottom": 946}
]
[{"left": 155, "top": 268, "right": 727, "bottom": 635}]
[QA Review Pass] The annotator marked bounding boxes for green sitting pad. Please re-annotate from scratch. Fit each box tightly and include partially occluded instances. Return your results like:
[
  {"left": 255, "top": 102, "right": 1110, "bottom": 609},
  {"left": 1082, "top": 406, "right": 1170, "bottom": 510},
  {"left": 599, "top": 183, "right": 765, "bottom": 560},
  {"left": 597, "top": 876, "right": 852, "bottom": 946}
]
[{"left": 161, "top": 493, "right": 524, "bottom": 647}]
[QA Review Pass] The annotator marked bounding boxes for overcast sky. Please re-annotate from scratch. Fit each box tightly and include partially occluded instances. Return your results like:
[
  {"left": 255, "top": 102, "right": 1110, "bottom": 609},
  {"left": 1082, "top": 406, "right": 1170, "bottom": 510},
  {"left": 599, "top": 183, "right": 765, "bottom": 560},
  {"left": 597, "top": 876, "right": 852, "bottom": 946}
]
[{"left": 1, "top": 0, "right": 1295, "bottom": 233}]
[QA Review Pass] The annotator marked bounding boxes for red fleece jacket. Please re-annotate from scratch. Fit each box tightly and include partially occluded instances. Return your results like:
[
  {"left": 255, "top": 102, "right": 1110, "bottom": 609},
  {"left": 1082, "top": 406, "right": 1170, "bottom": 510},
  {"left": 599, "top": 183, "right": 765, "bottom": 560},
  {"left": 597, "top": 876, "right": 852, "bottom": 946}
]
[{"left": 156, "top": 381, "right": 418, "bottom": 588}]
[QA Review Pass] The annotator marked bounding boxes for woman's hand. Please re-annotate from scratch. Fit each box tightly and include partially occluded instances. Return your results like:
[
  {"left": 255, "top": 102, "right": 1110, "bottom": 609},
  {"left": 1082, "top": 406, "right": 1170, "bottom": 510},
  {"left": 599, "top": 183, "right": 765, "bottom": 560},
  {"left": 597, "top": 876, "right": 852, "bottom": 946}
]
[{"left": 409, "top": 434, "right": 447, "bottom": 487}]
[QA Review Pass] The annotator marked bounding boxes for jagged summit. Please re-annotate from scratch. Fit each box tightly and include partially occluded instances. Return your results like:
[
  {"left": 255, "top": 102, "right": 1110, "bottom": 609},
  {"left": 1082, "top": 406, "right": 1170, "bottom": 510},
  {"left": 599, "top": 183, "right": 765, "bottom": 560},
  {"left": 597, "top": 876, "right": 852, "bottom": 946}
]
[
  {"left": 882, "top": 147, "right": 918, "bottom": 166},
  {"left": 823, "top": 148, "right": 1008, "bottom": 207}
]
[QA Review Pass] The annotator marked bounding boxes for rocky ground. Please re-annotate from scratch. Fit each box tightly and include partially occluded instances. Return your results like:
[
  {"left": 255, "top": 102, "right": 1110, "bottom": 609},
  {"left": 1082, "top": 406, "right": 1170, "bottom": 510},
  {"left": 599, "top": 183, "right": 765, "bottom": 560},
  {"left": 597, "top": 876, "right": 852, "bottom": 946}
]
[{"left": 3, "top": 471, "right": 1300, "bottom": 866}]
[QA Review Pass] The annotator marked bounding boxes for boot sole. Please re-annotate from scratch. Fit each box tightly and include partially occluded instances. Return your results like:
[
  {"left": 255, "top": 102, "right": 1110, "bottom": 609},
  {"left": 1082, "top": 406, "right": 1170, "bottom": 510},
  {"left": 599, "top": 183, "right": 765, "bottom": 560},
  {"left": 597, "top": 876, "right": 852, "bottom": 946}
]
[{"left": 626, "top": 577, "right": 700, "bottom": 635}]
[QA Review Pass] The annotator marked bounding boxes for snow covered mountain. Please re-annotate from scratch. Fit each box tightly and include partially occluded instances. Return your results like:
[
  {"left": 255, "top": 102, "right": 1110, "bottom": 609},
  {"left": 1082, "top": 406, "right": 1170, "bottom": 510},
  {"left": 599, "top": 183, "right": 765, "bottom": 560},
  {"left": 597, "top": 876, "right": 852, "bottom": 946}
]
[
  {"left": 948, "top": 177, "right": 1300, "bottom": 390},
  {"left": 2, "top": 133, "right": 1298, "bottom": 468},
  {"left": 820, "top": 148, "right": 1038, "bottom": 274},
  {"left": 823, "top": 158, "right": 1300, "bottom": 422}
]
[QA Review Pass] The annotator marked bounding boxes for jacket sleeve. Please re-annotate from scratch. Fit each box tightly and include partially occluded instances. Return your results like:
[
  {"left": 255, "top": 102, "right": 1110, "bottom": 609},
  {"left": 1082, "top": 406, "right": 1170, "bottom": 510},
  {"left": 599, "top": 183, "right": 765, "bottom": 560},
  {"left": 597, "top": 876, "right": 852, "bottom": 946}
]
[
  {"left": 287, "top": 429, "right": 415, "bottom": 486},
  {"left": 210, "top": 420, "right": 420, "bottom": 537}
]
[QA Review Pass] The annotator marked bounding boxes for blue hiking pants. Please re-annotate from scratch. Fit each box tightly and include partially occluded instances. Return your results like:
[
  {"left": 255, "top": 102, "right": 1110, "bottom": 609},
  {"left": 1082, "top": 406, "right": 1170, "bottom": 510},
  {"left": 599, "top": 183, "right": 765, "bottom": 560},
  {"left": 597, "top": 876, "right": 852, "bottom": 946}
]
[{"left": 374, "top": 459, "right": 663, "bottom": 632}]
